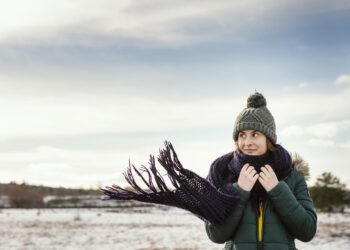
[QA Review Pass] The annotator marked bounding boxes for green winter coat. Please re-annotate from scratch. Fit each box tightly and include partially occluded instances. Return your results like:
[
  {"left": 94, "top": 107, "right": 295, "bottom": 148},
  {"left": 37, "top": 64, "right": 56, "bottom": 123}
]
[{"left": 205, "top": 154, "right": 317, "bottom": 250}]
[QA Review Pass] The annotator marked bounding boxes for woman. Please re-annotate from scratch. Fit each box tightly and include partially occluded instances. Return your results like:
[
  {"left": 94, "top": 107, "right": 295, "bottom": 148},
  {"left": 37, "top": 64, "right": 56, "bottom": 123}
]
[
  {"left": 101, "top": 92, "right": 317, "bottom": 250},
  {"left": 205, "top": 92, "right": 317, "bottom": 250}
]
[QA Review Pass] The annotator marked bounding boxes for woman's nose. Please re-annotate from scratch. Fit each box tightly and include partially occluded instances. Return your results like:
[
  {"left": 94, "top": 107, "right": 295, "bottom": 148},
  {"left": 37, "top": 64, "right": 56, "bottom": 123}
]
[{"left": 245, "top": 136, "right": 253, "bottom": 145}]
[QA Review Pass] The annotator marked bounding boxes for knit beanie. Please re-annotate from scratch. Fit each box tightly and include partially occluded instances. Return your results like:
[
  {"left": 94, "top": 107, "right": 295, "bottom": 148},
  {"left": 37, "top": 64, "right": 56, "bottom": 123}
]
[{"left": 233, "top": 92, "right": 277, "bottom": 144}]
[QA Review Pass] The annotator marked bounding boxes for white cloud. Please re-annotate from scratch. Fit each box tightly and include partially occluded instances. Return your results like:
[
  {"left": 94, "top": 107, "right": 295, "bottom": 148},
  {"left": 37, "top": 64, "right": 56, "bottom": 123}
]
[
  {"left": 0, "top": 73, "right": 244, "bottom": 140},
  {"left": 0, "top": 144, "right": 143, "bottom": 188},
  {"left": 335, "top": 73, "right": 350, "bottom": 85},
  {"left": 0, "top": 96, "right": 240, "bottom": 140},
  {"left": 270, "top": 86, "right": 350, "bottom": 121},
  {"left": 279, "top": 125, "right": 305, "bottom": 137},
  {"left": 281, "top": 82, "right": 310, "bottom": 92},
  {"left": 340, "top": 140, "right": 350, "bottom": 149},
  {"left": 27, "top": 163, "right": 73, "bottom": 176},
  {"left": 1, "top": 70, "right": 350, "bottom": 142},
  {"left": 307, "top": 122, "right": 341, "bottom": 138},
  {"left": 0, "top": 145, "right": 120, "bottom": 165},
  {"left": 0, "top": 0, "right": 254, "bottom": 46},
  {"left": 298, "top": 82, "right": 310, "bottom": 88},
  {"left": 0, "top": 138, "right": 233, "bottom": 188},
  {"left": 274, "top": 73, "right": 350, "bottom": 122},
  {"left": 1, "top": 69, "right": 350, "bottom": 143},
  {"left": 307, "top": 139, "right": 335, "bottom": 147},
  {"left": 280, "top": 120, "right": 350, "bottom": 139}
]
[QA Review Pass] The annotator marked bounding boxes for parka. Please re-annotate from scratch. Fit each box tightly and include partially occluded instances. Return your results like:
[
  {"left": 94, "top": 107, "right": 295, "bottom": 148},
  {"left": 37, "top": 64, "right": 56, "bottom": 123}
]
[{"left": 205, "top": 153, "right": 317, "bottom": 250}]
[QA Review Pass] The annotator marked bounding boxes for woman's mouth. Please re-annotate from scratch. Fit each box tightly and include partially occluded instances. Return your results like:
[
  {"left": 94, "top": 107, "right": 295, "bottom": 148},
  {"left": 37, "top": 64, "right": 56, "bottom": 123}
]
[{"left": 244, "top": 149, "right": 257, "bottom": 154}]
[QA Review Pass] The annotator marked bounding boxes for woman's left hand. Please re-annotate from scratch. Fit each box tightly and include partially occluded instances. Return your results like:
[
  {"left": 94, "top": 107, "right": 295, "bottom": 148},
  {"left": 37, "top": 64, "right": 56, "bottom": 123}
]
[{"left": 258, "top": 164, "right": 279, "bottom": 192}]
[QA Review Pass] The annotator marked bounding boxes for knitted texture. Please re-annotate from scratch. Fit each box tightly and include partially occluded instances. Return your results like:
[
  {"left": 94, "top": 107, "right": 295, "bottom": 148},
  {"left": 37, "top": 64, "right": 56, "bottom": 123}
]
[
  {"left": 101, "top": 141, "right": 240, "bottom": 226},
  {"left": 101, "top": 141, "right": 293, "bottom": 226},
  {"left": 233, "top": 92, "right": 276, "bottom": 143},
  {"left": 229, "top": 145, "right": 293, "bottom": 201}
]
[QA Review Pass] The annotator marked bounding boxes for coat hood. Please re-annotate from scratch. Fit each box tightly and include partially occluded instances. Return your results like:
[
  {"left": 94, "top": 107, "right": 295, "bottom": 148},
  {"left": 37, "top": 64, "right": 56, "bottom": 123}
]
[{"left": 291, "top": 153, "right": 310, "bottom": 181}]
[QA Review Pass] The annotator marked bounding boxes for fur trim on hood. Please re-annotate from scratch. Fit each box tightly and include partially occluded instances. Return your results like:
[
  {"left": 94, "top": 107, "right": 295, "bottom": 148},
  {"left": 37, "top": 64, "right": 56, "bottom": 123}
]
[{"left": 291, "top": 153, "right": 310, "bottom": 181}]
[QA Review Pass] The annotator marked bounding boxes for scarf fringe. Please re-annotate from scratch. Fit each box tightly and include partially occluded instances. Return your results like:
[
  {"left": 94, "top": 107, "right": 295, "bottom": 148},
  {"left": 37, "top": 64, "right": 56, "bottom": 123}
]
[
  {"left": 101, "top": 141, "right": 241, "bottom": 226},
  {"left": 101, "top": 141, "right": 182, "bottom": 199}
]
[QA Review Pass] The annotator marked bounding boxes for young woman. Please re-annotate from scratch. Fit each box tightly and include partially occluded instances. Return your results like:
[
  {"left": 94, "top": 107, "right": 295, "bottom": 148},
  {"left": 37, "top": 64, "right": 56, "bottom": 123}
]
[
  {"left": 205, "top": 92, "right": 317, "bottom": 250},
  {"left": 102, "top": 92, "right": 317, "bottom": 250}
]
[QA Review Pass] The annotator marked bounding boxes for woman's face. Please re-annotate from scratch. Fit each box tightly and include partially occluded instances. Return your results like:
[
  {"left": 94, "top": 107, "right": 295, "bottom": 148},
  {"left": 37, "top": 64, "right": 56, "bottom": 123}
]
[{"left": 237, "top": 130, "right": 268, "bottom": 156}]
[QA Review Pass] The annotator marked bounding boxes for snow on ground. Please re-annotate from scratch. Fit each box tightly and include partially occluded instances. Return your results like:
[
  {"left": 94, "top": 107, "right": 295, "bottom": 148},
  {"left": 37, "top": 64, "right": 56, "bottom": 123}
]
[{"left": 0, "top": 207, "right": 349, "bottom": 250}]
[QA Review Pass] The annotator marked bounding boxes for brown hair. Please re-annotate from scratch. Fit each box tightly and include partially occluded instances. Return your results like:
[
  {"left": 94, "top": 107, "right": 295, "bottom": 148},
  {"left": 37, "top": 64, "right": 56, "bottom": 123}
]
[{"left": 266, "top": 139, "right": 277, "bottom": 151}]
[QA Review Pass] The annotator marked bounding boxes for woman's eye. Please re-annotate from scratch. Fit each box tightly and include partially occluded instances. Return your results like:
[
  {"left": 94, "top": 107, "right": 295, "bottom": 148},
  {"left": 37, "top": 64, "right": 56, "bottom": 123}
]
[{"left": 239, "top": 134, "right": 246, "bottom": 138}]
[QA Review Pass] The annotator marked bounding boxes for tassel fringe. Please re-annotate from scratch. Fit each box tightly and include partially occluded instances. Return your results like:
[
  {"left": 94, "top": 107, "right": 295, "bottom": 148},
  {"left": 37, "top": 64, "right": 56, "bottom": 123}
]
[{"left": 101, "top": 141, "right": 240, "bottom": 225}]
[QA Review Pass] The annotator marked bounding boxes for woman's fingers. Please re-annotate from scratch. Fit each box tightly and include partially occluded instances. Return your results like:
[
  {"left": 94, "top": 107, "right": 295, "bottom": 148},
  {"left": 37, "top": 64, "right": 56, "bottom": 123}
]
[
  {"left": 239, "top": 164, "right": 279, "bottom": 192},
  {"left": 253, "top": 173, "right": 259, "bottom": 181},
  {"left": 258, "top": 164, "right": 279, "bottom": 192},
  {"left": 241, "top": 163, "right": 250, "bottom": 171},
  {"left": 265, "top": 164, "right": 274, "bottom": 172},
  {"left": 238, "top": 164, "right": 259, "bottom": 192},
  {"left": 247, "top": 166, "right": 256, "bottom": 175},
  {"left": 259, "top": 171, "right": 267, "bottom": 179}
]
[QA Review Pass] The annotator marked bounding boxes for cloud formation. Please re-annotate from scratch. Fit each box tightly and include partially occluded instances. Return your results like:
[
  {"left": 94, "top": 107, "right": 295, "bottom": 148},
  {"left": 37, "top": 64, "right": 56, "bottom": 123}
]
[
  {"left": 271, "top": 85, "right": 350, "bottom": 122},
  {"left": 281, "top": 120, "right": 350, "bottom": 139},
  {"left": 307, "top": 139, "right": 335, "bottom": 147},
  {"left": 335, "top": 73, "right": 350, "bottom": 85},
  {"left": 0, "top": 144, "right": 133, "bottom": 187},
  {"left": 1, "top": 0, "right": 350, "bottom": 47},
  {"left": 1, "top": 1, "right": 350, "bottom": 188},
  {"left": 1, "top": 71, "right": 350, "bottom": 142}
]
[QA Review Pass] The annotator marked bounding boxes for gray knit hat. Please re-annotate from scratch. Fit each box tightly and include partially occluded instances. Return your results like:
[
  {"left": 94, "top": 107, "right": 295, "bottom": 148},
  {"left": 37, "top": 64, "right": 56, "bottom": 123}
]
[{"left": 233, "top": 92, "right": 277, "bottom": 143}]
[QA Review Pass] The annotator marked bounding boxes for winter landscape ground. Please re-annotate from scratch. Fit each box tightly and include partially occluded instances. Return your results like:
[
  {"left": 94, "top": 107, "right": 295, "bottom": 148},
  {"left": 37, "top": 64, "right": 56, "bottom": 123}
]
[{"left": 0, "top": 207, "right": 349, "bottom": 250}]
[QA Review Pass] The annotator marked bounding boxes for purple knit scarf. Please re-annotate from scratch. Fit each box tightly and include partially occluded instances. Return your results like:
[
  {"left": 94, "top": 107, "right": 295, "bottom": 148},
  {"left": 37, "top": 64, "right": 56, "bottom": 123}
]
[
  {"left": 229, "top": 147, "right": 293, "bottom": 199},
  {"left": 101, "top": 141, "right": 292, "bottom": 226}
]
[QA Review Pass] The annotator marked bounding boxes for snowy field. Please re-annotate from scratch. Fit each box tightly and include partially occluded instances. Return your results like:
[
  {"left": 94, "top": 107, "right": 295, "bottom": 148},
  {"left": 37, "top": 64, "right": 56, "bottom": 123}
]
[{"left": 0, "top": 207, "right": 349, "bottom": 250}]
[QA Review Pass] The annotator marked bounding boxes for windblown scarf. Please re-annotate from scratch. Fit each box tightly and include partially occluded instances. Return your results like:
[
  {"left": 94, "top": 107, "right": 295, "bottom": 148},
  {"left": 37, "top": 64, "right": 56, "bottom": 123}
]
[{"left": 101, "top": 141, "right": 293, "bottom": 226}]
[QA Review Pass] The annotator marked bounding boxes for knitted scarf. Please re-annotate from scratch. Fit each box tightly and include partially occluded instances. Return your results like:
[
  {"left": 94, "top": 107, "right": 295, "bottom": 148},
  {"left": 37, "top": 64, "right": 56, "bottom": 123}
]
[
  {"left": 228, "top": 147, "right": 293, "bottom": 208},
  {"left": 101, "top": 141, "right": 293, "bottom": 226}
]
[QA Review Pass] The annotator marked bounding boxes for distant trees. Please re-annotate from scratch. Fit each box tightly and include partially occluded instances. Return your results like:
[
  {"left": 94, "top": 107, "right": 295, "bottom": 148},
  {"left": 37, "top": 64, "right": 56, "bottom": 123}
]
[
  {"left": 0, "top": 182, "right": 101, "bottom": 208},
  {"left": 6, "top": 182, "right": 44, "bottom": 208},
  {"left": 309, "top": 172, "right": 349, "bottom": 212}
]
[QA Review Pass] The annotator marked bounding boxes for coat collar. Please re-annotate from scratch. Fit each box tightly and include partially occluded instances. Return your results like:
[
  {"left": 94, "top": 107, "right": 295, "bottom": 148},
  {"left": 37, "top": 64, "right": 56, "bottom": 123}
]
[{"left": 291, "top": 153, "right": 310, "bottom": 180}]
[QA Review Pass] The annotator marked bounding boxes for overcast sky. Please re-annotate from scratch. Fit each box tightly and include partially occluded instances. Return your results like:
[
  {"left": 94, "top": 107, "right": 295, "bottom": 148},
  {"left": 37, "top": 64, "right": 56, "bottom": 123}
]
[{"left": 0, "top": 0, "right": 349, "bottom": 189}]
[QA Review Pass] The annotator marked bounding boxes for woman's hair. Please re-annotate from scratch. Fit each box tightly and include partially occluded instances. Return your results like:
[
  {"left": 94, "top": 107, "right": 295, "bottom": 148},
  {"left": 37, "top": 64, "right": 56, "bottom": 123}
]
[{"left": 266, "top": 139, "right": 277, "bottom": 151}]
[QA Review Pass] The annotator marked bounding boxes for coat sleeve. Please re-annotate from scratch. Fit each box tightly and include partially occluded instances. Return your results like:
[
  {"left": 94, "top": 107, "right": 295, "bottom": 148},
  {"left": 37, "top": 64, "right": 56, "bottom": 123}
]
[
  {"left": 205, "top": 183, "right": 250, "bottom": 244},
  {"left": 267, "top": 171, "right": 317, "bottom": 242}
]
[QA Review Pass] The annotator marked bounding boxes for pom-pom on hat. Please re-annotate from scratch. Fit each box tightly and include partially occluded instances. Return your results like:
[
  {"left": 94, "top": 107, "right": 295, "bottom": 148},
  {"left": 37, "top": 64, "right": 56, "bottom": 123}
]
[{"left": 233, "top": 92, "right": 276, "bottom": 144}]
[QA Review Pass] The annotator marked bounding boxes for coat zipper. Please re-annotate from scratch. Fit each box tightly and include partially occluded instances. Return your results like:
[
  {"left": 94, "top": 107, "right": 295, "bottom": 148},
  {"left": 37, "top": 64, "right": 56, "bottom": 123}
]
[
  {"left": 258, "top": 199, "right": 263, "bottom": 242},
  {"left": 257, "top": 198, "right": 267, "bottom": 250}
]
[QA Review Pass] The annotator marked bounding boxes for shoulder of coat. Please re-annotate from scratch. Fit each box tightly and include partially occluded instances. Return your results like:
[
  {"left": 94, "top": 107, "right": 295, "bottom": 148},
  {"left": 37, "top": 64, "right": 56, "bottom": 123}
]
[{"left": 290, "top": 152, "right": 310, "bottom": 181}]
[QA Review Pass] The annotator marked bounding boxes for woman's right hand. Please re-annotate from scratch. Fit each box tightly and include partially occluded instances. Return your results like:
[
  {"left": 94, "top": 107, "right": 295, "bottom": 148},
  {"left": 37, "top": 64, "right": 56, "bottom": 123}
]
[{"left": 237, "top": 163, "right": 259, "bottom": 192}]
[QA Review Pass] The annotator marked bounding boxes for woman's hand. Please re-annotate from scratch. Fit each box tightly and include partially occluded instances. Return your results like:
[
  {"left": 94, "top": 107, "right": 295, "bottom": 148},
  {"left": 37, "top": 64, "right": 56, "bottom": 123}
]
[
  {"left": 258, "top": 164, "right": 279, "bottom": 192},
  {"left": 237, "top": 163, "right": 259, "bottom": 192}
]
